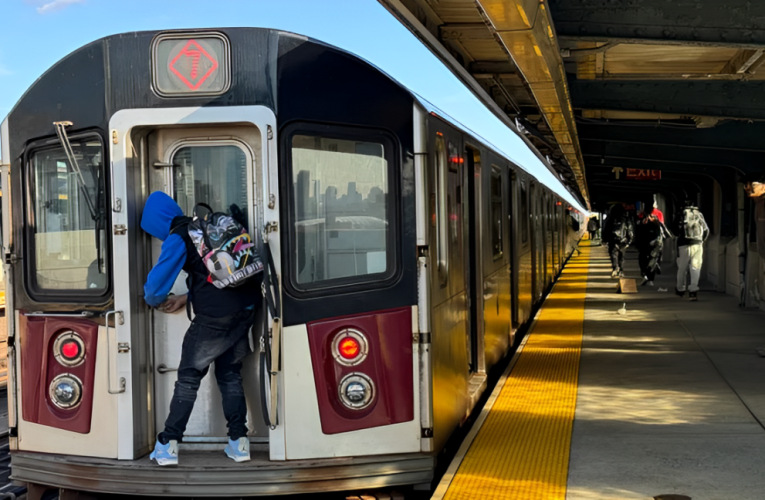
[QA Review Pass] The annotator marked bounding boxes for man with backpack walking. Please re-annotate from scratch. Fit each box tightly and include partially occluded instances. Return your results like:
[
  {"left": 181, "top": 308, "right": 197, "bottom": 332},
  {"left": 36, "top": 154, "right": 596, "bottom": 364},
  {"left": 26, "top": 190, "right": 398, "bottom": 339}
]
[
  {"left": 675, "top": 200, "right": 709, "bottom": 301},
  {"left": 141, "top": 191, "right": 264, "bottom": 466},
  {"left": 603, "top": 204, "right": 635, "bottom": 278}
]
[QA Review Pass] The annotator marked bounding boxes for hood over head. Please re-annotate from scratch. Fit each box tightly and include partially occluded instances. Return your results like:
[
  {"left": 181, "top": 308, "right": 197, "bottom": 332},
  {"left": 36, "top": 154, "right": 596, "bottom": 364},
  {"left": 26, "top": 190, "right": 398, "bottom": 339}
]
[{"left": 141, "top": 191, "right": 184, "bottom": 241}]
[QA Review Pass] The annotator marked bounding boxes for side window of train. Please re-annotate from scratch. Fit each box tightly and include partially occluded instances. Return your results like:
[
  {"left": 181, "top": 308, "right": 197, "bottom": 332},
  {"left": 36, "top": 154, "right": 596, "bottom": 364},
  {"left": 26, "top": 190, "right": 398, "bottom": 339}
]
[
  {"left": 520, "top": 180, "right": 529, "bottom": 243},
  {"left": 434, "top": 135, "right": 449, "bottom": 287},
  {"left": 25, "top": 134, "right": 109, "bottom": 299},
  {"left": 490, "top": 166, "right": 503, "bottom": 260},
  {"left": 287, "top": 127, "right": 397, "bottom": 292},
  {"left": 447, "top": 141, "right": 460, "bottom": 247}
]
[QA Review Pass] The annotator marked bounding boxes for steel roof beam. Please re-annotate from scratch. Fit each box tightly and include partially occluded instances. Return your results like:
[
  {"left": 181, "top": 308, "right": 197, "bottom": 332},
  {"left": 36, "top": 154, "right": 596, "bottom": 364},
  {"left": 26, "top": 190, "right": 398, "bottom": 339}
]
[
  {"left": 577, "top": 121, "right": 765, "bottom": 153},
  {"left": 579, "top": 141, "right": 761, "bottom": 175},
  {"left": 550, "top": 0, "right": 765, "bottom": 48},
  {"left": 569, "top": 80, "right": 765, "bottom": 121},
  {"left": 476, "top": 0, "right": 590, "bottom": 205},
  {"left": 377, "top": 0, "right": 586, "bottom": 201},
  {"left": 583, "top": 155, "right": 737, "bottom": 177}
]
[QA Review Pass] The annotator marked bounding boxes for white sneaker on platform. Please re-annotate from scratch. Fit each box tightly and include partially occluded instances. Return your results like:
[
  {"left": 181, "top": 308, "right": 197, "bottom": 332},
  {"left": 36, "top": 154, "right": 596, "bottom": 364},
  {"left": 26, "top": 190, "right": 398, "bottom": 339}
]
[{"left": 224, "top": 437, "right": 251, "bottom": 463}]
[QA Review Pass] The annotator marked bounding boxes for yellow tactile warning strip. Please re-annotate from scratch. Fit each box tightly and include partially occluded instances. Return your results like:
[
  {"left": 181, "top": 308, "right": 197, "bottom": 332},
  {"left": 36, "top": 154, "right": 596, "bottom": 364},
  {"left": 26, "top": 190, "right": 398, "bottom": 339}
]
[{"left": 439, "top": 243, "right": 592, "bottom": 500}]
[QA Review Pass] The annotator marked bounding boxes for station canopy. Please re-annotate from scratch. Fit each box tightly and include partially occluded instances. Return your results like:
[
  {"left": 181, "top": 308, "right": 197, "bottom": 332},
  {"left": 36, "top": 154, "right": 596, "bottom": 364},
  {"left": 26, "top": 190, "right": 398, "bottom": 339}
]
[{"left": 380, "top": 0, "right": 765, "bottom": 211}]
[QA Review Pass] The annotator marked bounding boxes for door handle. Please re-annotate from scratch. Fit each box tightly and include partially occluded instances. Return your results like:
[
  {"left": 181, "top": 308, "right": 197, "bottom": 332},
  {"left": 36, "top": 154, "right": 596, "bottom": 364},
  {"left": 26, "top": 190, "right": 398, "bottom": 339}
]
[
  {"left": 105, "top": 310, "right": 126, "bottom": 394},
  {"left": 157, "top": 364, "right": 178, "bottom": 374}
]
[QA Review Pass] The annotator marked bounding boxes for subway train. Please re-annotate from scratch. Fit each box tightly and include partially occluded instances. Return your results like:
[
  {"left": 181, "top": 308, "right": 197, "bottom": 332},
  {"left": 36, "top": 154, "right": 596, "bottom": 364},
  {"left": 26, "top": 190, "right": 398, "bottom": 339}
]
[{"left": 0, "top": 28, "right": 584, "bottom": 497}]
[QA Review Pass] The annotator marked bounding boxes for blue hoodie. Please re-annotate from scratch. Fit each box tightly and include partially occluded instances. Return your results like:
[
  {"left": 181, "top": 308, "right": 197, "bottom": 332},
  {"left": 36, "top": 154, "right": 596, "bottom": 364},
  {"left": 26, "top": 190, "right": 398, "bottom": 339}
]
[{"left": 142, "top": 191, "right": 186, "bottom": 307}]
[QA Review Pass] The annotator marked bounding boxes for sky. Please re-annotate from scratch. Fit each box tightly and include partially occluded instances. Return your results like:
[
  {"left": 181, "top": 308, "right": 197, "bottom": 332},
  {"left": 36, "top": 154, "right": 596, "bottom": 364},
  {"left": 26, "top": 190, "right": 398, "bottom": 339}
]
[{"left": 0, "top": 0, "right": 584, "bottom": 210}]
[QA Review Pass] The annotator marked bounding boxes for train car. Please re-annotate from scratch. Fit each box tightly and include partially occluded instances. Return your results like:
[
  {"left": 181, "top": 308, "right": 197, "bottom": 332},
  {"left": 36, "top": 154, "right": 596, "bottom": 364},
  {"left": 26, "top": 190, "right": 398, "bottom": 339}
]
[{"left": 0, "top": 28, "right": 583, "bottom": 498}]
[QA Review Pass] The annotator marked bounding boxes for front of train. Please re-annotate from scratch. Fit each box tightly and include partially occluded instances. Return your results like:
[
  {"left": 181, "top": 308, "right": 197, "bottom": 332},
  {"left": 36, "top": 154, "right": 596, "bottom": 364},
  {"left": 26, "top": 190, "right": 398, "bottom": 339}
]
[{"left": 0, "top": 28, "right": 431, "bottom": 497}]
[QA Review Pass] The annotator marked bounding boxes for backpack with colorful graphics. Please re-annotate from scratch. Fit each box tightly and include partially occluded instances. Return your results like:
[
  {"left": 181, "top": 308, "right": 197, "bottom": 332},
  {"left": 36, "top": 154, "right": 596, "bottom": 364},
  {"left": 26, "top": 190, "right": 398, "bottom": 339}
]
[
  {"left": 186, "top": 203, "right": 264, "bottom": 289},
  {"left": 679, "top": 206, "right": 708, "bottom": 241}
]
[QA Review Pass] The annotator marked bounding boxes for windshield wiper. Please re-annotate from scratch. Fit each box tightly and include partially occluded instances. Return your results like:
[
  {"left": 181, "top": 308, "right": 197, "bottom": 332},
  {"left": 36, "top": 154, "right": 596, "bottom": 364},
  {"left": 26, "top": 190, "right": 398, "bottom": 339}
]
[
  {"left": 54, "top": 121, "right": 106, "bottom": 275},
  {"left": 53, "top": 121, "right": 97, "bottom": 221}
]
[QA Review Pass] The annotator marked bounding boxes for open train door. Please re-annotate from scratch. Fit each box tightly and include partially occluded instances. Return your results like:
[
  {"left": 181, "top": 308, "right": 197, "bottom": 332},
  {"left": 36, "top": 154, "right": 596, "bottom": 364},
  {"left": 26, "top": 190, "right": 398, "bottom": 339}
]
[{"left": 109, "top": 105, "right": 280, "bottom": 459}]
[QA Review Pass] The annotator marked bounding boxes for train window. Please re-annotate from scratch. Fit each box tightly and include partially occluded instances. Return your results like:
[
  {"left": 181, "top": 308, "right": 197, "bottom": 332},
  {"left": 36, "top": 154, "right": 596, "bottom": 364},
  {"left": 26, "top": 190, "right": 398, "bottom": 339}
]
[
  {"left": 172, "top": 144, "right": 248, "bottom": 222},
  {"left": 435, "top": 136, "right": 448, "bottom": 286},
  {"left": 27, "top": 136, "right": 108, "bottom": 295},
  {"left": 490, "top": 166, "right": 503, "bottom": 259},
  {"left": 290, "top": 133, "right": 393, "bottom": 290},
  {"left": 520, "top": 180, "right": 529, "bottom": 243}
]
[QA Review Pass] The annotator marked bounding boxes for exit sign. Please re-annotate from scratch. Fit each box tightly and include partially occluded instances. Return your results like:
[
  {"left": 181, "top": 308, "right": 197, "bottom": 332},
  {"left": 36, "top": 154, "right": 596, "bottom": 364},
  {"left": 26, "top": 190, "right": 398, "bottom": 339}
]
[{"left": 612, "top": 167, "right": 662, "bottom": 180}]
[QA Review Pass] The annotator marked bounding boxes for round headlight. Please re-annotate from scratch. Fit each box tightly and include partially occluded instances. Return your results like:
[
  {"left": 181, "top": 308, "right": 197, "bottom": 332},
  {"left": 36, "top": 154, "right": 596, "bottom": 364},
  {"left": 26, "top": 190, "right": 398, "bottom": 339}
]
[
  {"left": 53, "top": 331, "right": 86, "bottom": 367},
  {"left": 49, "top": 374, "right": 83, "bottom": 409},
  {"left": 331, "top": 329, "right": 369, "bottom": 366},
  {"left": 338, "top": 373, "right": 375, "bottom": 410}
]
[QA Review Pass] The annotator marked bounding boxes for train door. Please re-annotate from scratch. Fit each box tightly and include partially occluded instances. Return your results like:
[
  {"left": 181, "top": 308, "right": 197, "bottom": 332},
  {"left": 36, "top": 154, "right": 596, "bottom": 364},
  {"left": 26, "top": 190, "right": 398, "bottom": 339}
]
[
  {"left": 464, "top": 146, "right": 483, "bottom": 374},
  {"left": 482, "top": 161, "right": 511, "bottom": 366},
  {"left": 531, "top": 183, "right": 545, "bottom": 302},
  {"left": 126, "top": 123, "right": 272, "bottom": 448},
  {"left": 555, "top": 202, "right": 562, "bottom": 273},
  {"left": 429, "top": 127, "right": 469, "bottom": 442},
  {"left": 545, "top": 194, "right": 554, "bottom": 286}
]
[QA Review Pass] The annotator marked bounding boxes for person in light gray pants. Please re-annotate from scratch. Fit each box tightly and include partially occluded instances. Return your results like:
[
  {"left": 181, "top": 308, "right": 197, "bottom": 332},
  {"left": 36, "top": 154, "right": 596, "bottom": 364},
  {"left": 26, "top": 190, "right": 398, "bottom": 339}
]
[{"left": 674, "top": 202, "right": 709, "bottom": 301}]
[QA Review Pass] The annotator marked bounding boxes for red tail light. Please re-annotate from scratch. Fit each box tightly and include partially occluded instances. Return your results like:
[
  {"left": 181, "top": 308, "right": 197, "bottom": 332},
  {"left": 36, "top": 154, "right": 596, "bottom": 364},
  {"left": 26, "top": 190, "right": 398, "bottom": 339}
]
[
  {"left": 61, "top": 340, "right": 80, "bottom": 359},
  {"left": 53, "top": 331, "right": 86, "bottom": 367},
  {"left": 331, "top": 329, "right": 368, "bottom": 366},
  {"left": 338, "top": 337, "right": 360, "bottom": 359}
]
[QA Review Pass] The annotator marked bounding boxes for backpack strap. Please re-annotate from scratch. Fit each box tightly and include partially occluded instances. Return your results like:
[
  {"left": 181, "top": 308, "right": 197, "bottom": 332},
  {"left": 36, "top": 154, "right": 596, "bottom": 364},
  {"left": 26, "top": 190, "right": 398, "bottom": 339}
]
[
  {"left": 192, "top": 203, "right": 214, "bottom": 220},
  {"left": 169, "top": 217, "right": 194, "bottom": 320},
  {"left": 169, "top": 216, "right": 191, "bottom": 235}
]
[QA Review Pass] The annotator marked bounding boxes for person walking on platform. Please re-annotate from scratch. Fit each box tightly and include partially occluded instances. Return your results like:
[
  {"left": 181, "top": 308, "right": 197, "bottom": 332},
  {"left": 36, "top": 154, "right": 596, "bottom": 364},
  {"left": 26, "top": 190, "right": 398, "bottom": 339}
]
[
  {"left": 674, "top": 200, "right": 709, "bottom": 301},
  {"left": 603, "top": 204, "right": 634, "bottom": 278},
  {"left": 587, "top": 215, "right": 601, "bottom": 244},
  {"left": 636, "top": 202, "right": 669, "bottom": 286}
]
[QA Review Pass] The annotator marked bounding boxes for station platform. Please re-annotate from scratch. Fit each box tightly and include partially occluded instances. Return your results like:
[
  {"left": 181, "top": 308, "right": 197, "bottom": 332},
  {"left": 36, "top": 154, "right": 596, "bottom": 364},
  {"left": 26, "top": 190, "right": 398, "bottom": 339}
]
[{"left": 434, "top": 241, "right": 765, "bottom": 500}]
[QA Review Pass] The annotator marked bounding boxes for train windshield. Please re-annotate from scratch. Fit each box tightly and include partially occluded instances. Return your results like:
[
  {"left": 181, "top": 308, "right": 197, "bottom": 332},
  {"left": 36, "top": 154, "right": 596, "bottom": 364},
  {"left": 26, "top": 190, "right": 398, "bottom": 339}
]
[
  {"left": 291, "top": 134, "right": 389, "bottom": 288},
  {"left": 29, "top": 138, "right": 107, "bottom": 293}
]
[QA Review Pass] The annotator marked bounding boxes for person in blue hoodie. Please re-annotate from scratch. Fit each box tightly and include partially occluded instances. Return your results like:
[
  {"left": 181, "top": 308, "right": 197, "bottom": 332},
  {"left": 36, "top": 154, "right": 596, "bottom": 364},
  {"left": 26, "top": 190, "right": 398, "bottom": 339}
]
[{"left": 141, "top": 191, "right": 259, "bottom": 466}]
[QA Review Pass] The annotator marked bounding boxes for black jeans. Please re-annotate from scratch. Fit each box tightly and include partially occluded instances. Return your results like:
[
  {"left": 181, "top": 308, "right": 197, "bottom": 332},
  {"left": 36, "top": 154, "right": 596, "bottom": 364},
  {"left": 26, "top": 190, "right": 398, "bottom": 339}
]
[
  {"left": 608, "top": 242, "right": 626, "bottom": 273},
  {"left": 159, "top": 308, "right": 253, "bottom": 443},
  {"left": 639, "top": 242, "right": 663, "bottom": 281}
]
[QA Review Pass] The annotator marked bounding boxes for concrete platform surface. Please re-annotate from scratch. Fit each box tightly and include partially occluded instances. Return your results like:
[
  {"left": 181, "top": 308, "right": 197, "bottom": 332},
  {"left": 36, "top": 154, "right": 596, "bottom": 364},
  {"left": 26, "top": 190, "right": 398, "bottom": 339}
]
[{"left": 568, "top": 245, "right": 765, "bottom": 500}]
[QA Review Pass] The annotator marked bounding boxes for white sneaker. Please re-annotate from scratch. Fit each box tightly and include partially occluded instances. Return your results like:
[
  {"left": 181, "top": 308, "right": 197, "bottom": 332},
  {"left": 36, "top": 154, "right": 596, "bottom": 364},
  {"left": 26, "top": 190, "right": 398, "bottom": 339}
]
[
  {"left": 646, "top": 281, "right": 654, "bottom": 286},
  {"left": 224, "top": 437, "right": 251, "bottom": 463},
  {"left": 150, "top": 439, "right": 178, "bottom": 466}
]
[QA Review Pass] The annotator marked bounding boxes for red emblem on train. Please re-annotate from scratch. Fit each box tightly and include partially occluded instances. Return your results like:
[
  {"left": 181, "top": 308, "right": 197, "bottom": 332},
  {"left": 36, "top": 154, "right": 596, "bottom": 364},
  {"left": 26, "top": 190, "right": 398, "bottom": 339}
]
[{"left": 168, "top": 39, "right": 219, "bottom": 90}]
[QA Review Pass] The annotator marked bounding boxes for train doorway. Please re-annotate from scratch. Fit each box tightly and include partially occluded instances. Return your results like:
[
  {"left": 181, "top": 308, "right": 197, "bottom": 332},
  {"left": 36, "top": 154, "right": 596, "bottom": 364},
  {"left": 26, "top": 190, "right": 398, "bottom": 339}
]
[
  {"left": 464, "top": 146, "right": 483, "bottom": 374},
  {"left": 142, "top": 124, "right": 270, "bottom": 446}
]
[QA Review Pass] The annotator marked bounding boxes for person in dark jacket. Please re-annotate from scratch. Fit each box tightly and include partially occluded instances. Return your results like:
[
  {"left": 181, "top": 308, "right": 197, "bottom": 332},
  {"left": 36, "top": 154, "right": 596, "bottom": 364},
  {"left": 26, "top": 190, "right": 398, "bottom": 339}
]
[
  {"left": 587, "top": 216, "right": 601, "bottom": 243},
  {"left": 142, "top": 191, "right": 260, "bottom": 466},
  {"left": 602, "top": 204, "right": 635, "bottom": 278},
  {"left": 636, "top": 206, "right": 665, "bottom": 286}
]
